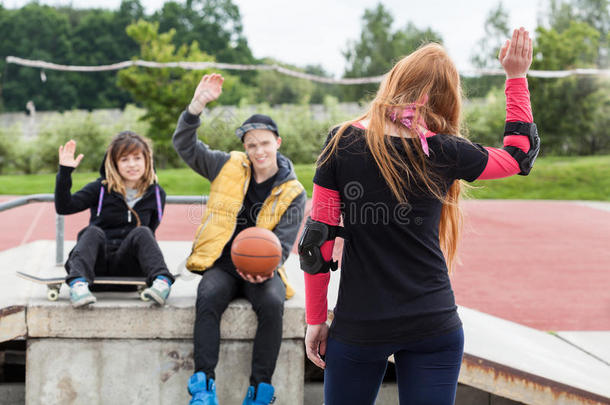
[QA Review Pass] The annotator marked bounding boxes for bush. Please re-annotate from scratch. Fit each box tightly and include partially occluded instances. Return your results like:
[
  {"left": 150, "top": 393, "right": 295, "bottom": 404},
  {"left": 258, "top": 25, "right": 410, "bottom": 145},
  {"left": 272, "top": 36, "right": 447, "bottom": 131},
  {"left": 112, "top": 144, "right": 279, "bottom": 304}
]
[
  {"left": 5, "top": 106, "right": 152, "bottom": 174},
  {"left": 196, "top": 96, "right": 356, "bottom": 165},
  {"left": 3, "top": 101, "right": 359, "bottom": 174},
  {"left": 0, "top": 126, "right": 15, "bottom": 174},
  {"left": 463, "top": 87, "right": 507, "bottom": 148},
  {"left": 34, "top": 112, "right": 112, "bottom": 173}
]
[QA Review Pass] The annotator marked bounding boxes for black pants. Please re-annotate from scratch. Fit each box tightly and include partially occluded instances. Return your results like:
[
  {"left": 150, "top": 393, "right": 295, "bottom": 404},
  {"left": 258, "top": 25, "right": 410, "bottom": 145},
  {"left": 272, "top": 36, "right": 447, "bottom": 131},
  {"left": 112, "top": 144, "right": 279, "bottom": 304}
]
[
  {"left": 65, "top": 225, "right": 173, "bottom": 286},
  {"left": 194, "top": 266, "right": 286, "bottom": 386}
]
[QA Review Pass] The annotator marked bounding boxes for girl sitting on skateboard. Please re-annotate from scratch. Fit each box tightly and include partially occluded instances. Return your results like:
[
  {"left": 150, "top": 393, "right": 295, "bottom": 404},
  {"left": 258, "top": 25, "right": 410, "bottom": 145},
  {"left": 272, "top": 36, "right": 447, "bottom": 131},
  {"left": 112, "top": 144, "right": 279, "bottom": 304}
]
[{"left": 55, "top": 132, "right": 175, "bottom": 307}]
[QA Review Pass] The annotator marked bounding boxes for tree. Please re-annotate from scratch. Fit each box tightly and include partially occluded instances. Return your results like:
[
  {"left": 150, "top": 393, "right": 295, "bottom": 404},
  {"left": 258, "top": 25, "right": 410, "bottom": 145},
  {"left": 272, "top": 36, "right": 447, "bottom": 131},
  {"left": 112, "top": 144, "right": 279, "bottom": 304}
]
[
  {"left": 151, "top": 0, "right": 254, "bottom": 65},
  {"left": 69, "top": 8, "right": 139, "bottom": 109},
  {"left": 0, "top": 4, "right": 78, "bottom": 111},
  {"left": 0, "top": 0, "right": 258, "bottom": 111},
  {"left": 117, "top": 20, "right": 252, "bottom": 167},
  {"left": 304, "top": 65, "right": 342, "bottom": 105},
  {"left": 464, "top": 0, "right": 610, "bottom": 155},
  {"left": 546, "top": 0, "right": 609, "bottom": 67},
  {"left": 249, "top": 58, "right": 317, "bottom": 105},
  {"left": 117, "top": 0, "right": 146, "bottom": 24},
  {"left": 463, "top": 2, "right": 510, "bottom": 98},
  {"left": 0, "top": 1, "right": 147, "bottom": 111},
  {"left": 530, "top": 20, "right": 608, "bottom": 154},
  {"left": 342, "top": 3, "right": 443, "bottom": 101},
  {"left": 472, "top": 3, "right": 511, "bottom": 69},
  {"left": 151, "top": 0, "right": 257, "bottom": 86}
]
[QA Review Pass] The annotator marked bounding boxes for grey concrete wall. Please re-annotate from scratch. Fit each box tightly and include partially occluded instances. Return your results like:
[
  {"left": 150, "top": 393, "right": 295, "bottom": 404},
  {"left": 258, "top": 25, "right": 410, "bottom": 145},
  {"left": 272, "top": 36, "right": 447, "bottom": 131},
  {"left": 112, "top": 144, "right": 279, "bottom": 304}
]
[
  {"left": 0, "top": 383, "right": 25, "bottom": 405},
  {"left": 26, "top": 338, "right": 303, "bottom": 405}
]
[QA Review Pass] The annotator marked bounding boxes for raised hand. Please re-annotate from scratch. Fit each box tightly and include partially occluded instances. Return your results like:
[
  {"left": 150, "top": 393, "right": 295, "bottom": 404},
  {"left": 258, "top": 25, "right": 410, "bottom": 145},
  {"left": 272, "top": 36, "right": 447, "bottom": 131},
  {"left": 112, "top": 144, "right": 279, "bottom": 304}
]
[
  {"left": 498, "top": 27, "right": 533, "bottom": 79},
  {"left": 188, "top": 73, "right": 225, "bottom": 115},
  {"left": 58, "top": 140, "right": 84, "bottom": 168}
]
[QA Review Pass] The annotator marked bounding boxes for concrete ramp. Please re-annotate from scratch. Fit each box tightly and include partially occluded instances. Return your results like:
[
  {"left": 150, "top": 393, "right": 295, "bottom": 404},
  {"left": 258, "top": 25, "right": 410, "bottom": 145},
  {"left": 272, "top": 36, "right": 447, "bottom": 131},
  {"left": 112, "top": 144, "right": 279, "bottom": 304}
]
[{"left": 458, "top": 307, "right": 610, "bottom": 404}]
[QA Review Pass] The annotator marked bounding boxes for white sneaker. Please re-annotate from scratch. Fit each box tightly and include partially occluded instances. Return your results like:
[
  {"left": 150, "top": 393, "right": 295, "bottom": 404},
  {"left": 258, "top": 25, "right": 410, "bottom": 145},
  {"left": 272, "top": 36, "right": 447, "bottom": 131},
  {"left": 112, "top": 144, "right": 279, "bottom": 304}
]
[
  {"left": 142, "top": 277, "right": 171, "bottom": 305},
  {"left": 69, "top": 281, "right": 96, "bottom": 308}
]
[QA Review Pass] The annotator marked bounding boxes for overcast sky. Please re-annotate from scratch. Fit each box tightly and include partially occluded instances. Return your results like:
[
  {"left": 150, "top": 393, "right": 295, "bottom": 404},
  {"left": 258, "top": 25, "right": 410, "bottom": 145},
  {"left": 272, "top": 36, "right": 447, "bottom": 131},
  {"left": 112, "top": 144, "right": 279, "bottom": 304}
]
[{"left": 3, "top": 0, "right": 545, "bottom": 76}]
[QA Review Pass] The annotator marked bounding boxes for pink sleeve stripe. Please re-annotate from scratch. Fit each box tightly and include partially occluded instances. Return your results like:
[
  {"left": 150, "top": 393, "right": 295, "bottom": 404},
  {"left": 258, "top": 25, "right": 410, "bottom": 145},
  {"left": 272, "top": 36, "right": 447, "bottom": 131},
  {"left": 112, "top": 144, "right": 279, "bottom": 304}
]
[
  {"left": 505, "top": 135, "right": 530, "bottom": 153},
  {"left": 311, "top": 184, "right": 342, "bottom": 225},
  {"left": 506, "top": 78, "right": 533, "bottom": 123},
  {"left": 305, "top": 184, "right": 342, "bottom": 325},
  {"left": 311, "top": 184, "right": 340, "bottom": 261},
  {"left": 478, "top": 78, "right": 534, "bottom": 180},
  {"left": 305, "top": 272, "right": 331, "bottom": 324},
  {"left": 478, "top": 147, "right": 521, "bottom": 180}
]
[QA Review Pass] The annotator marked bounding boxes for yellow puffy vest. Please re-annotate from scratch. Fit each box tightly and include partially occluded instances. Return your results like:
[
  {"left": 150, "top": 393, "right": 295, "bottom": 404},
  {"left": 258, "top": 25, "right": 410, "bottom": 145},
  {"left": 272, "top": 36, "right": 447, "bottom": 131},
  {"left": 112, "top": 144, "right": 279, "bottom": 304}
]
[{"left": 186, "top": 151, "right": 304, "bottom": 299}]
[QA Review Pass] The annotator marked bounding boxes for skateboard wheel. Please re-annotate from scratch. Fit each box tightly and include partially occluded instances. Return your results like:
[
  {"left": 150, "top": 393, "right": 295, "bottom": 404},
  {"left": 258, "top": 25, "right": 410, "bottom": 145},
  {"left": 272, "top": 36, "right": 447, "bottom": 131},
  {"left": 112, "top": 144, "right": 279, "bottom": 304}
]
[
  {"left": 47, "top": 289, "right": 59, "bottom": 301},
  {"left": 140, "top": 291, "right": 150, "bottom": 302}
]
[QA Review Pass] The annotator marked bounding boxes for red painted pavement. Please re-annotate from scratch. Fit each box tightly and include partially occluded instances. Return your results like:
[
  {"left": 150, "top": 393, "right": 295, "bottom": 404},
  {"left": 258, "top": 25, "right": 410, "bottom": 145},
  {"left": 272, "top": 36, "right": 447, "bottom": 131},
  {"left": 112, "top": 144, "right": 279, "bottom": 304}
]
[{"left": 1, "top": 196, "right": 608, "bottom": 332}]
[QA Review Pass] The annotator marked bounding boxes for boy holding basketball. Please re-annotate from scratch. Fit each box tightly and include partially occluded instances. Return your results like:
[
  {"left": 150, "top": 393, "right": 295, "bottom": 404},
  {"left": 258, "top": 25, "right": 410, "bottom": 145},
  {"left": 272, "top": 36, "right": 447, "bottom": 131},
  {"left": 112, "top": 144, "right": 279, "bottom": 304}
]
[{"left": 172, "top": 73, "right": 306, "bottom": 405}]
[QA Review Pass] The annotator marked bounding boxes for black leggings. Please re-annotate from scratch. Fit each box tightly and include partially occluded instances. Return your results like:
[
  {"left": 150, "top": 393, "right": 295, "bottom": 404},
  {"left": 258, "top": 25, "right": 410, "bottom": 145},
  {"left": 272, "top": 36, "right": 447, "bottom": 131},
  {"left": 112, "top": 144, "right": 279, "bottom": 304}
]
[
  {"left": 193, "top": 266, "right": 286, "bottom": 386},
  {"left": 65, "top": 225, "right": 173, "bottom": 286}
]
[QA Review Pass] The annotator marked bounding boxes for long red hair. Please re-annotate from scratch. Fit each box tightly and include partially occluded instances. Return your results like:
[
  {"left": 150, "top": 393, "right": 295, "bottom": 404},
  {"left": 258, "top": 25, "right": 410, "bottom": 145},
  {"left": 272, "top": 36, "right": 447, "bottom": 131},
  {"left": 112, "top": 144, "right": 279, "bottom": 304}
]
[{"left": 320, "top": 43, "right": 468, "bottom": 272}]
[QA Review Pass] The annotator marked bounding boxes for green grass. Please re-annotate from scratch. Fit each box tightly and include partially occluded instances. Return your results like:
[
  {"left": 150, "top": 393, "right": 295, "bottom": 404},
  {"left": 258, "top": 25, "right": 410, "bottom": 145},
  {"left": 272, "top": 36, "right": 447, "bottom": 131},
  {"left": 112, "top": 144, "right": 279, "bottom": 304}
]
[
  {"left": 1, "top": 156, "right": 609, "bottom": 201},
  {"left": 468, "top": 155, "right": 610, "bottom": 201}
]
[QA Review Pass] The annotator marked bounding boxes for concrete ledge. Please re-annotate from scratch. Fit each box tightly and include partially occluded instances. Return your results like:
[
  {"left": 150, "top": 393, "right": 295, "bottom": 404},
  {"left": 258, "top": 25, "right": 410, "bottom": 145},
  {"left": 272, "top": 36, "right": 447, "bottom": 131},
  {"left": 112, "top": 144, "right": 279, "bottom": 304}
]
[
  {"left": 0, "top": 306, "right": 26, "bottom": 342},
  {"left": 2, "top": 241, "right": 306, "bottom": 341},
  {"left": 2, "top": 241, "right": 307, "bottom": 404},
  {"left": 26, "top": 338, "right": 303, "bottom": 405},
  {"left": 27, "top": 297, "right": 306, "bottom": 340}
]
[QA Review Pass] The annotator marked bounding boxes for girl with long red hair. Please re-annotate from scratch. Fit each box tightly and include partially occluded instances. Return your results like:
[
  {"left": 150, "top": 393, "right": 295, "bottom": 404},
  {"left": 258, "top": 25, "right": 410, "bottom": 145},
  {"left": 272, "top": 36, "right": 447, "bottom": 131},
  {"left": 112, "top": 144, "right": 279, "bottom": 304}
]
[{"left": 300, "top": 27, "right": 538, "bottom": 404}]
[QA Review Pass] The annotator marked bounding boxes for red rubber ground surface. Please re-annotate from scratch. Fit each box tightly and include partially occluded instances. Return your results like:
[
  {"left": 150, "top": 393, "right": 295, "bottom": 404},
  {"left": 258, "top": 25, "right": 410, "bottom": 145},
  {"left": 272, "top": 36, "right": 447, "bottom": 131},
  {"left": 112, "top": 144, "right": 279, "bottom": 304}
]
[{"left": 1, "top": 196, "right": 608, "bottom": 331}]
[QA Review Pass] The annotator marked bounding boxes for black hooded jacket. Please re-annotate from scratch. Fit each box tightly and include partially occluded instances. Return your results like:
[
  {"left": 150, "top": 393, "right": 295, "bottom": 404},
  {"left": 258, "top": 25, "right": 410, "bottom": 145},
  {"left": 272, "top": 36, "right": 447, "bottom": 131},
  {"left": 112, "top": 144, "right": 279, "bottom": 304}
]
[{"left": 54, "top": 155, "right": 166, "bottom": 241}]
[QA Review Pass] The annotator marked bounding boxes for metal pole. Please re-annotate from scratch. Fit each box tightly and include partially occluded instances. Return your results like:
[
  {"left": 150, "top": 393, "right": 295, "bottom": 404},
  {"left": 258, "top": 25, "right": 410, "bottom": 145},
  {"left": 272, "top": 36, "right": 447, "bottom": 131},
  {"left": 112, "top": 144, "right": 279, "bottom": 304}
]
[{"left": 55, "top": 214, "right": 64, "bottom": 266}]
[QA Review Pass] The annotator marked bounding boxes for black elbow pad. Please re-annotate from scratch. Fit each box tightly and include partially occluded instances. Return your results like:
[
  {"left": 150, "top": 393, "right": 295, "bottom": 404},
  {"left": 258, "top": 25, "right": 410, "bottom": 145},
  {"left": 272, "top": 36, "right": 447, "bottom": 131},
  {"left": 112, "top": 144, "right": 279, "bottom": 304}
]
[
  {"left": 298, "top": 217, "right": 341, "bottom": 275},
  {"left": 503, "top": 121, "right": 541, "bottom": 176}
]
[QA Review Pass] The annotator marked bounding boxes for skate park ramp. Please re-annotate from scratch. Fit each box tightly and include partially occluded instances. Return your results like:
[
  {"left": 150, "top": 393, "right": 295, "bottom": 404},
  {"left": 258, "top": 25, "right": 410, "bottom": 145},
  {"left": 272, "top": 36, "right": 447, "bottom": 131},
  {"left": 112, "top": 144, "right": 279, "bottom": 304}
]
[{"left": 0, "top": 240, "right": 609, "bottom": 404}]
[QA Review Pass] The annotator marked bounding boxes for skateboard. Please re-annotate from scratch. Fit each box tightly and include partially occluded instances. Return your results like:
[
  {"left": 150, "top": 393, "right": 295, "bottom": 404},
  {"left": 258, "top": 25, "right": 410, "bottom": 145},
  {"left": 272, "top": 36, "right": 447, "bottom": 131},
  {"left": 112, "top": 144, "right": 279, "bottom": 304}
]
[{"left": 16, "top": 271, "right": 172, "bottom": 302}]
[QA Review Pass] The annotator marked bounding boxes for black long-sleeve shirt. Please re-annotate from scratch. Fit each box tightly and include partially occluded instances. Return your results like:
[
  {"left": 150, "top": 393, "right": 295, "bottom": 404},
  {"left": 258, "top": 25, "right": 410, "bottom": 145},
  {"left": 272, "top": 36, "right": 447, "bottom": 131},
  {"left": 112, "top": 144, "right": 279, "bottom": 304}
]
[{"left": 55, "top": 165, "right": 166, "bottom": 241}]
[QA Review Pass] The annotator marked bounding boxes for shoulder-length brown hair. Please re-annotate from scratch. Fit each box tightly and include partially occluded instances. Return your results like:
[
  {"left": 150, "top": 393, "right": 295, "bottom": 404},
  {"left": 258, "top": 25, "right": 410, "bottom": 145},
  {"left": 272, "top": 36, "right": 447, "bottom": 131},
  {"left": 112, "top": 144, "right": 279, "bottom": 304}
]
[
  {"left": 319, "top": 43, "right": 468, "bottom": 272},
  {"left": 103, "top": 131, "right": 157, "bottom": 197}
]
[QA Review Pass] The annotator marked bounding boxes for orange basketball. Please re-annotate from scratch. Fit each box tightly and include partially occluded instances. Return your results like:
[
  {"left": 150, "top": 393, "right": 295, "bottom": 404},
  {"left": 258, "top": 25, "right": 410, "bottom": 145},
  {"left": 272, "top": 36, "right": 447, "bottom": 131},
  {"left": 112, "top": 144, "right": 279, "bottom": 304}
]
[{"left": 231, "top": 227, "right": 282, "bottom": 277}]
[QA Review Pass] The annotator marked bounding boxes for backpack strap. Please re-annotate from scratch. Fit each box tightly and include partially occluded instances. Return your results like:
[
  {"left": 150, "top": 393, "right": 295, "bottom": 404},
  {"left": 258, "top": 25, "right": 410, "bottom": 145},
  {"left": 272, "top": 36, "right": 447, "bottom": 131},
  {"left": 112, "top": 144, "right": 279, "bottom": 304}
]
[{"left": 96, "top": 185, "right": 105, "bottom": 217}]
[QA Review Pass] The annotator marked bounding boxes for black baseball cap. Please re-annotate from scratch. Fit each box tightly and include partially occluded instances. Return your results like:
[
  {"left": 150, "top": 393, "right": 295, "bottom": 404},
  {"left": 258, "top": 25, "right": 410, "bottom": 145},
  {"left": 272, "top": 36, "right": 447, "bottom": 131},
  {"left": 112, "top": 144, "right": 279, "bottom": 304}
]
[{"left": 235, "top": 114, "right": 279, "bottom": 141}]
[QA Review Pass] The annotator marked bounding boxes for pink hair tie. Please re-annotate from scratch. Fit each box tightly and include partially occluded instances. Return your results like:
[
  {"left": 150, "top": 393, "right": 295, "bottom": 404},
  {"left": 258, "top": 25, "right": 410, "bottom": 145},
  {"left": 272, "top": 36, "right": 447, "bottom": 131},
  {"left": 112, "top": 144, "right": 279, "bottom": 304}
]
[{"left": 389, "top": 104, "right": 431, "bottom": 157}]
